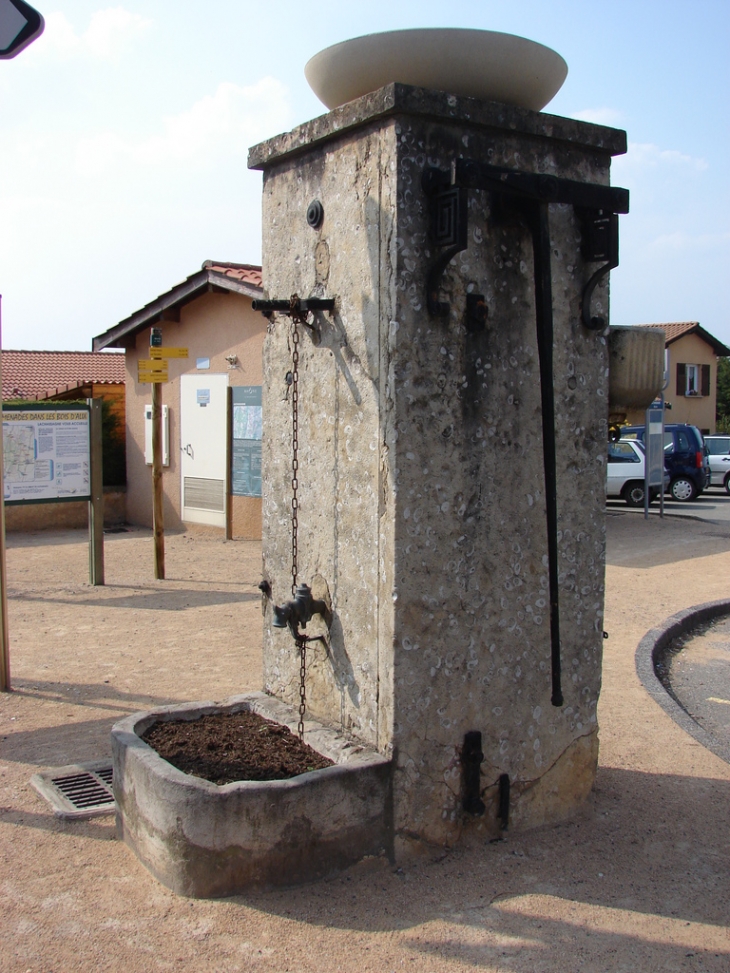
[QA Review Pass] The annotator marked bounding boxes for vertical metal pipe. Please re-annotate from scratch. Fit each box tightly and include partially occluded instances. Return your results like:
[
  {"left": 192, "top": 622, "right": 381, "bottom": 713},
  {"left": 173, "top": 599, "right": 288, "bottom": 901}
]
[{"left": 531, "top": 202, "right": 563, "bottom": 707}]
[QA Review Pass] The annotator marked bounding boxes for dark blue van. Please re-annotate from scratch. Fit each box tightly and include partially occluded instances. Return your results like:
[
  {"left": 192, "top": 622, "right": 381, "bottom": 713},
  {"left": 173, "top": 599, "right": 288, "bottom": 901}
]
[{"left": 620, "top": 424, "right": 709, "bottom": 502}]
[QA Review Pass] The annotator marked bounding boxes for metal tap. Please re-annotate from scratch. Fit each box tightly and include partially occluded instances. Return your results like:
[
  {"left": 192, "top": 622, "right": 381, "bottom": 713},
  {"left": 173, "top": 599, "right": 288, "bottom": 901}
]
[{"left": 272, "top": 583, "right": 330, "bottom": 639}]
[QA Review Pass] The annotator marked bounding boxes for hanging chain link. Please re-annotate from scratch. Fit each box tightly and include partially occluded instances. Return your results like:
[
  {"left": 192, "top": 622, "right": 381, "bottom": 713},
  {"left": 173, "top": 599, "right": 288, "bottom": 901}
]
[
  {"left": 296, "top": 634, "right": 307, "bottom": 739},
  {"left": 290, "top": 310, "right": 300, "bottom": 598},
  {"left": 289, "top": 299, "right": 307, "bottom": 739}
]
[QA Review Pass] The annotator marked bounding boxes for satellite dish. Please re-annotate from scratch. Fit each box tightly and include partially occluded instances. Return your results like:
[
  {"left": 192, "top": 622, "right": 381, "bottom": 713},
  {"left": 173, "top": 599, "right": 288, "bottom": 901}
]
[{"left": 0, "top": 0, "right": 44, "bottom": 60}]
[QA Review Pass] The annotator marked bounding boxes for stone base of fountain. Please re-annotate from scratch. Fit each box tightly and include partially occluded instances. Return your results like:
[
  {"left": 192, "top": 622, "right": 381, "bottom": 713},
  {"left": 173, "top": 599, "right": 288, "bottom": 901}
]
[{"left": 111, "top": 692, "right": 393, "bottom": 898}]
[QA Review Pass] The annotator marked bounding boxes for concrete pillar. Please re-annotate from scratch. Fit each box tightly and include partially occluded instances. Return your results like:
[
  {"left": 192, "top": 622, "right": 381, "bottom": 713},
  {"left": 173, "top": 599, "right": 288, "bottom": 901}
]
[{"left": 249, "top": 84, "right": 626, "bottom": 847}]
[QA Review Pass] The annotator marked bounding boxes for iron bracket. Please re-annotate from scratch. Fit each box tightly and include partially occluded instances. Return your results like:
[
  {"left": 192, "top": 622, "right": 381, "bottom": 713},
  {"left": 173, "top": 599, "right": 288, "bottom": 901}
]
[
  {"left": 461, "top": 730, "right": 486, "bottom": 816},
  {"left": 252, "top": 296, "right": 336, "bottom": 323},
  {"left": 422, "top": 160, "right": 628, "bottom": 327}
]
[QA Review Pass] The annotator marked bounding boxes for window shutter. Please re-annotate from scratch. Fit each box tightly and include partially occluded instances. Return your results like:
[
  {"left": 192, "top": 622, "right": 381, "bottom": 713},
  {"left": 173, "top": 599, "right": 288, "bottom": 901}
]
[
  {"left": 701, "top": 364, "right": 710, "bottom": 396},
  {"left": 677, "top": 363, "right": 686, "bottom": 395}
]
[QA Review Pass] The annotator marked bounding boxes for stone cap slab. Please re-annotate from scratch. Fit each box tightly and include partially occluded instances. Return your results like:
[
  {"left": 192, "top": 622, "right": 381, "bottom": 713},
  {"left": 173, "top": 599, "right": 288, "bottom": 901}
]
[{"left": 248, "top": 82, "right": 627, "bottom": 171}]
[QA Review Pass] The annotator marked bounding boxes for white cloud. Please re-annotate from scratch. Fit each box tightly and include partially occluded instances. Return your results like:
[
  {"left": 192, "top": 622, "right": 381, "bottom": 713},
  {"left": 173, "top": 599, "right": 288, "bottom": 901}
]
[
  {"left": 75, "top": 78, "right": 291, "bottom": 174},
  {"left": 647, "top": 230, "right": 730, "bottom": 252},
  {"left": 572, "top": 107, "right": 624, "bottom": 127},
  {"left": 615, "top": 141, "right": 708, "bottom": 176},
  {"left": 28, "top": 7, "right": 152, "bottom": 62}
]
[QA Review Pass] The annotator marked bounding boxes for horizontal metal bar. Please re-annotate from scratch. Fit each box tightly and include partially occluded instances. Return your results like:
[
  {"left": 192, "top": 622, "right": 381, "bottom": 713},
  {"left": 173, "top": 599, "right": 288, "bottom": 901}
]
[
  {"left": 451, "top": 160, "right": 629, "bottom": 214},
  {"left": 251, "top": 299, "right": 335, "bottom": 314}
]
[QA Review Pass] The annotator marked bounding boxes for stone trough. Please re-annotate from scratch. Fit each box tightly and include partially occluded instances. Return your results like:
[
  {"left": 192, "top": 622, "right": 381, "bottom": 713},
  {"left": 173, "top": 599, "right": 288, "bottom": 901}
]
[{"left": 111, "top": 693, "right": 392, "bottom": 898}]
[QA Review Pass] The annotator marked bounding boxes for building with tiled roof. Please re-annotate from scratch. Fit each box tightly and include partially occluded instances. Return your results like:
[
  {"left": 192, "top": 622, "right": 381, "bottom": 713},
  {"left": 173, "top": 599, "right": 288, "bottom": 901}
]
[
  {"left": 1, "top": 349, "right": 125, "bottom": 401},
  {"left": 93, "top": 260, "right": 265, "bottom": 538},
  {"left": 620, "top": 322, "right": 730, "bottom": 433}
]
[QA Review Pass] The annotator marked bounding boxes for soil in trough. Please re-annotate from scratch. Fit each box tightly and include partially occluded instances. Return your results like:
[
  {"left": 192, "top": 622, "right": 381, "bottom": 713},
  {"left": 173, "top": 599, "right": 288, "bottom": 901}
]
[{"left": 142, "top": 710, "right": 334, "bottom": 785}]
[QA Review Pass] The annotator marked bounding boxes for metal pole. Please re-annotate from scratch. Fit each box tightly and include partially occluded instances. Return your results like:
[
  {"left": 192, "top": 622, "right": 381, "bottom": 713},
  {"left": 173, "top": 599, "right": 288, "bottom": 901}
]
[
  {"left": 87, "top": 397, "right": 104, "bottom": 585},
  {"left": 531, "top": 202, "right": 563, "bottom": 708},
  {"left": 151, "top": 379, "right": 165, "bottom": 579},
  {"left": 0, "top": 297, "right": 10, "bottom": 690}
]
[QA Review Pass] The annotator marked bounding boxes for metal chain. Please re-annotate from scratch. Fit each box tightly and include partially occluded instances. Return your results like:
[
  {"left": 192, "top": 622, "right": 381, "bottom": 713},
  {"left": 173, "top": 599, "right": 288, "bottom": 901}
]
[
  {"left": 296, "top": 634, "right": 307, "bottom": 739},
  {"left": 290, "top": 312, "right": 299, "bottom": 598},
  {"left": 290, "top": 299, "right": 307, "bottom": 739}
]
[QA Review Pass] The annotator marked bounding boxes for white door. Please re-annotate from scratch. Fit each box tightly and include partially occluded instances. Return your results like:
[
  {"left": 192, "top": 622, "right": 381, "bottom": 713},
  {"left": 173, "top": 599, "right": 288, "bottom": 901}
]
[{"left": 180, "top": 374, "right": 229, "bottom": 527}]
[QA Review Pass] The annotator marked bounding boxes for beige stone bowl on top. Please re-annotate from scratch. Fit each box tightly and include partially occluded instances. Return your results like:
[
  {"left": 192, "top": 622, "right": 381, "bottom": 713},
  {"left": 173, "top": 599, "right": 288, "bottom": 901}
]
[{"left": 305, "top": 28, "right": 568, "bottom": 112}]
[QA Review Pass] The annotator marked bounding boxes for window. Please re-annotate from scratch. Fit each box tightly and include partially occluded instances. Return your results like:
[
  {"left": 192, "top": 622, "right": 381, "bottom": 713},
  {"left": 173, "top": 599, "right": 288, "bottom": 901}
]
[
  {"left": 676, "top": 363, "right": 710, "bottom": 397},
  {"left": 608, "top": 442, "right": 641, "bottom": 463},
  {"left": 706, "top": 438, "right": 730, "bottom": 455},
  {"left": 686, "top": 364, "right": 699, "bottom": 395}
]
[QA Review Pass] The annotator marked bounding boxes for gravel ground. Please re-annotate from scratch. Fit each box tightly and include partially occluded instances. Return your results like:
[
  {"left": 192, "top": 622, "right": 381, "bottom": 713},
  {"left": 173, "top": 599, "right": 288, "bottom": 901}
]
[{"left": 1, "top": 517, "right": 729, "bottom": 973}]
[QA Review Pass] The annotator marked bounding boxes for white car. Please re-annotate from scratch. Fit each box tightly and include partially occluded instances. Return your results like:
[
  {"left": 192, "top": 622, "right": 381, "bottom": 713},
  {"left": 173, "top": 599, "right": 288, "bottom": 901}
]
[
  {"left": 703, "top": 435, "right": 730, "bottom": 494},
  {"left": 607, "top": 439, "right": 665, "bottom": 506}
]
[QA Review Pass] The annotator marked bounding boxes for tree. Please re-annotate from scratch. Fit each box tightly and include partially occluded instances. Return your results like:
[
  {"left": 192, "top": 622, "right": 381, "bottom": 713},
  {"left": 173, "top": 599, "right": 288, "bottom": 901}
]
[{"left": 716, "top": 358, "right": 730, "bottom": 433}]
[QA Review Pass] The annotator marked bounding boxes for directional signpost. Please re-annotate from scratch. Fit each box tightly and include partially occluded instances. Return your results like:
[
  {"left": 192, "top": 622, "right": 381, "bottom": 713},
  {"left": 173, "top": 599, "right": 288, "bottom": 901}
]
[
  {"left": 0, "top": 0, "right": 44, "bottom": 59},
  {"left": 137, "top": 333, "right": 187, "bottom": 579},
  {"left": 138, "top": 359, "right": 169, "bottom": 384}
]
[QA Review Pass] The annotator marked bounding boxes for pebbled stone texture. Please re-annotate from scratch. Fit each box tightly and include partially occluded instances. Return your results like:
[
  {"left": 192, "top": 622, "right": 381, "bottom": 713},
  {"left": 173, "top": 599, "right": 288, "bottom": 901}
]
[{"left": 251, "top": 84, "right": 625, "bottom": 848}]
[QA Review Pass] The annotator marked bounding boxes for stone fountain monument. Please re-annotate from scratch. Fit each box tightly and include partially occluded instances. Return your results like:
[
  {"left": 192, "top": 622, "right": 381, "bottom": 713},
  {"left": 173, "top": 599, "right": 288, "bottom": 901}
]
[
  {"left": 113, "top": 30, "right": 648, "bottom": 896},
  {"left": 252, "top": 30, "right": 628, "bottom": 848}
]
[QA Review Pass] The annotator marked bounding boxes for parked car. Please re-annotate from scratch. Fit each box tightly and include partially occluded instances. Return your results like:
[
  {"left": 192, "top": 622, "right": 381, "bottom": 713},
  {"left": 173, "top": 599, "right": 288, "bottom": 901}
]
[
  {"left": 703, "top": 435, "right": 730, "bottom": 494},
  {"left": 620, "top": 423, "right": 710, "bottom": 502},
  {"left": 606, "top": 439, "right": 666, "bottom": 506}
]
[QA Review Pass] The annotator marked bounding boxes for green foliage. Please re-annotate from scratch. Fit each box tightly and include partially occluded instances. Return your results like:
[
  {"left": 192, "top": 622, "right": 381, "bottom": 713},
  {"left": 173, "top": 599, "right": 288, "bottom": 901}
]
[
  {"left": 101, "top": 398, "right": 126, "bottom": 486},
  {"left": 716, "top": 358, "right": 730, "bottom": 433}
]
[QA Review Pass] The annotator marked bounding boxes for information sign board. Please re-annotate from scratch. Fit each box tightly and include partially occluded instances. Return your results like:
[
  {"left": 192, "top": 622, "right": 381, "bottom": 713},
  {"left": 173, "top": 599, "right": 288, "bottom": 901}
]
[
  {"left": 231, "top": 386, "right": 262, "bottom": 497},
  {"left": 2, "top": 406, "right": 90, "bottom": 504},
  {"left": 138, "top": 359, "right": 169, "bottom": 383},
  {"left": 645, "top": 401, "right": 665, "bottom": 488},
  {"left": 149, "top": 347, "right": 188, "bottom": 359}
]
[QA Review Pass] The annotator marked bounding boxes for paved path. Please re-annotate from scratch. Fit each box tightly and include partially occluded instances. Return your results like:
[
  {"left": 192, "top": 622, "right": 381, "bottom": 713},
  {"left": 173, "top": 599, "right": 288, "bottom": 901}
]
[{"left": 0, "top": 523, "right": 728, "bottom": 973}]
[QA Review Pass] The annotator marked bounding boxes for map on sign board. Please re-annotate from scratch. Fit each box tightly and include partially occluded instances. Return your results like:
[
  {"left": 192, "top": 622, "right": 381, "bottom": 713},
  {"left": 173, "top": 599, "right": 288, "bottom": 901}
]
[
  {"left": 3, "top": 408, "right": 91, "bottom": 504},
  {"left": 231, "top": 387, "right": 262, "bottom": 498}
]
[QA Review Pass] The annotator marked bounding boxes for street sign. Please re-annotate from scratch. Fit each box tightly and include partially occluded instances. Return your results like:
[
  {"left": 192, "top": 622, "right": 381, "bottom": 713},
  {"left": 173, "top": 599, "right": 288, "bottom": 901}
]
[
  {"left": 0, "top": 0, "right": 44, "bottom": 59},
  {"left": 138, "top": 360, "right": 169, "bottom": 384},
  {"left": 150, "top": 327, "right": 163, "bottom": 348},
  {"left": 149, "top": 347, "right": 188, "bottom": 359}
]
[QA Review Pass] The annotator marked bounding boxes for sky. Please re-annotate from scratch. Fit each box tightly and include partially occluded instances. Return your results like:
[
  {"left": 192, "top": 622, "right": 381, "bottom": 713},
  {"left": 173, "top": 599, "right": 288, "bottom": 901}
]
[{"left": 0, "top": 0, "right": 728, "bottom": 351}]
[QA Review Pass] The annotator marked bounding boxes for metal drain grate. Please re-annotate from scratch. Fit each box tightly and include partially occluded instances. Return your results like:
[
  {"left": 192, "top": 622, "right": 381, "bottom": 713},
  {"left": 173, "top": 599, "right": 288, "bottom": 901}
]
[{"left": 30, "top": 760, "right": 115, "bottom": 819}]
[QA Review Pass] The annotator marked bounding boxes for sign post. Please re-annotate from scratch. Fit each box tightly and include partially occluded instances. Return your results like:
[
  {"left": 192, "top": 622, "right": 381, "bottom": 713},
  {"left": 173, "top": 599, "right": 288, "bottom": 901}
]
[
  {"left": 88, "top": 398, "right": 104, "bottom": 585},
  {"left": 139, "top": 332, "right": 187, "bottom": 580},
  {"left": 645, "top": 397, "right": 665, "bottom": 520}
]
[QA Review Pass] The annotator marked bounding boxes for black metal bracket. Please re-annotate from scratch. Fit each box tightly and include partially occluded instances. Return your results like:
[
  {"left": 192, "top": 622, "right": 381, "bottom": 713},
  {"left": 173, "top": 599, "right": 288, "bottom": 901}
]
[
  {"left": 422, "top": 160, "right": 628, "bottom": 327},
  {"left": 252, "top": 295, "right": 335, "bottom": 323},
  {"left": 461, "top": 730, "right": 486, "bottom": 815},
  {"left": 498, "top": 773, "right": 510, "bottom": 830}
]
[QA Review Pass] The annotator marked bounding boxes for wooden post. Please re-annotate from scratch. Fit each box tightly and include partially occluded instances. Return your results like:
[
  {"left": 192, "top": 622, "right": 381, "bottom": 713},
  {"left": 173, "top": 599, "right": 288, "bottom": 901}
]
[
  {"left": 88, "top": 398, "right": 105, "bottom": 585},
  {"left": 151, "top": 379, "right": 165, "bottom": 579},
  {"left": 0, "top": 297, "right": 10, "bottom": 691}
]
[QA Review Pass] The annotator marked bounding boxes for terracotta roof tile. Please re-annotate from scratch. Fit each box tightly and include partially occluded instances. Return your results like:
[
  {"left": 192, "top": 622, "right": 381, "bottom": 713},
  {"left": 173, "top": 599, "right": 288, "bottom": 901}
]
[
  {"left": 631, "top": 322, "right": 699, "bottom": 342},
  {"left": 1, "top": 350, "right": 125, "bottom": 401},
  {"left": 202, "top": 261, "right": 262, "bottom": 288},
  {"left": 629, "top": 322, "right": 730, "bottom": 357}
]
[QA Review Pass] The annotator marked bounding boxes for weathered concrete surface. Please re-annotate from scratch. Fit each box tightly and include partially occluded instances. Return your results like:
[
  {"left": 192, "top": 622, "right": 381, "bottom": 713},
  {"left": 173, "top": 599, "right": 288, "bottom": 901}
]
[
  {"left": 251, "top": 84, "right": 625, "bottom": 848},
  {"left": 112, "top": 692, "right": 392, "bottom": 897}
]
